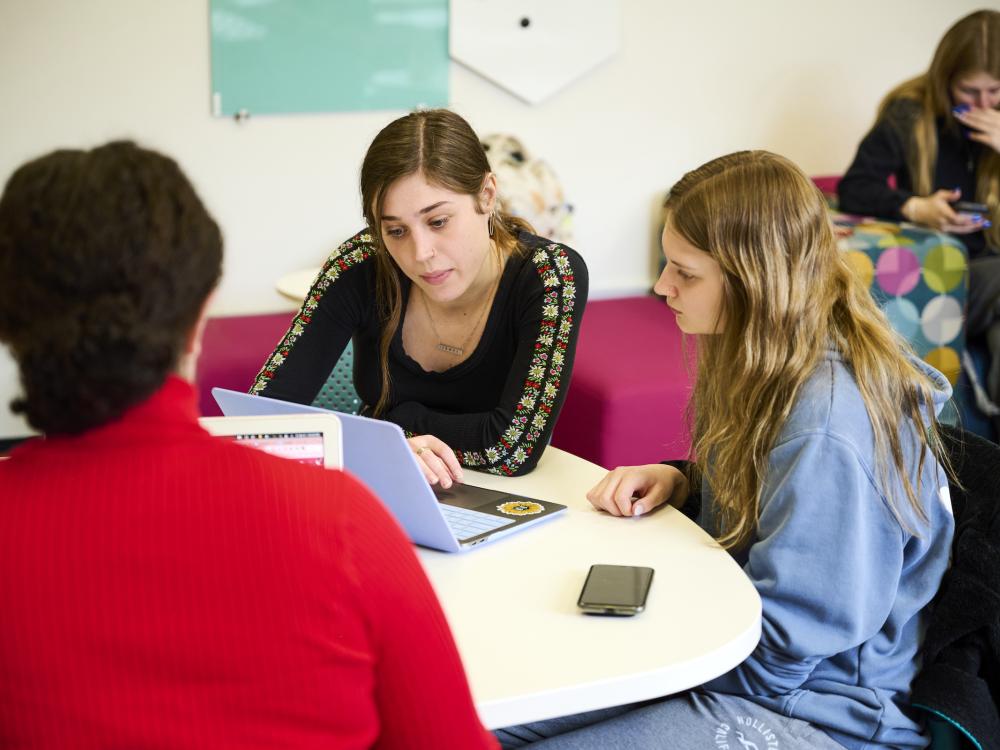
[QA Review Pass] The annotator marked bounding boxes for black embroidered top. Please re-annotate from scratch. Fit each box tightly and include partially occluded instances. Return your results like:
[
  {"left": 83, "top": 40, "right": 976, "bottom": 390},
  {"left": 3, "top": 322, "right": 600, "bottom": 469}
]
[{"left": 251, "top": 229, "right": 588, "bottom": 476}]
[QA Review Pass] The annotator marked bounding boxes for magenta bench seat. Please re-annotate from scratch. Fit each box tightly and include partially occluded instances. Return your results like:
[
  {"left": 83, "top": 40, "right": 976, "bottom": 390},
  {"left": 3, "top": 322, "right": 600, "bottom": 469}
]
[
  {"left": 551, "top": 295, "right": 692, "bottom": 469},
  {"left": 195, "top": 312, "right": 293, "bottom": 416},
  {"left": 196, "top": 298, "right": 694, "bottom": 470}
]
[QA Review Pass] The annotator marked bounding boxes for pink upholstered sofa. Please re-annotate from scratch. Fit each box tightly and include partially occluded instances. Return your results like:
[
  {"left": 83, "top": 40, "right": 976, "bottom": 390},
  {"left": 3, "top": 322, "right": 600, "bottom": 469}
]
[
  {"left": 195, "top": 312, "right": 294, "bottom": 417},
  {"left": 196, "top": 297, "right": 693, "bottom": 469},
  {"left": 550, "top": 296, "right": 692, "bottom": 467}
]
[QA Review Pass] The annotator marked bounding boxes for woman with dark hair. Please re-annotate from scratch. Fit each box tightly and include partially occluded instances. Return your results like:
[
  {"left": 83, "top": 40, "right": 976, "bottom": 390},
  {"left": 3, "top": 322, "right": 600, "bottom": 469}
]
[
  {"left": 839, "top": 9, "right": 1000, "bottom": 427},
  {"left": 252, "top": 109, "right": 588, "bottom": 482},
  {"left": 0, "top": 141, "right": 497, "bottom": 749}
]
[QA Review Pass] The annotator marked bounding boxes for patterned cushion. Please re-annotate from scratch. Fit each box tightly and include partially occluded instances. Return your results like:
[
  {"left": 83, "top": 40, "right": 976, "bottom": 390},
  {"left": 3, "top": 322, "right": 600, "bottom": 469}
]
[{"left": 834, "top": 213, "right": 967, "bottom": 385}]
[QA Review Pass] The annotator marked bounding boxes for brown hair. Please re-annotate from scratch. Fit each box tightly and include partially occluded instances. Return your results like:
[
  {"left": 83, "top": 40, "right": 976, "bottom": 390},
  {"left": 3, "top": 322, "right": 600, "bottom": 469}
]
[
  {"left": 359, "top": 109, "right": 533, "bottom": 415},
  {"left": 0, "top": 141, "right": 222, "bottom": 434},
  {"left": 666, "top": 151, "right": 948, "bottom": 550},
  {"left": 879, "top": 9, "right": 1000, "bottom": 247}
]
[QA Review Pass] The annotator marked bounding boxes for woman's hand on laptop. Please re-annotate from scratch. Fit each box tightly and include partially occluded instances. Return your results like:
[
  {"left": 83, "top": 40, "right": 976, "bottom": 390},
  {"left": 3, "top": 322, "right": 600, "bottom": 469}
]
[
  {"left": 586, "top": 464, "right": 689, "bottom": 518},
  {"left": 408, "top": 435, "right": 464, "bottom": 489}
]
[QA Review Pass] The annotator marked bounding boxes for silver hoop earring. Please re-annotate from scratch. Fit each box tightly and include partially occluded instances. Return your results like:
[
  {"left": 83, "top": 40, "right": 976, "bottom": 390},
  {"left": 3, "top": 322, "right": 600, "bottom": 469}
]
[{"left": 488, "top": 211, "right": 496, "bottom": 238}]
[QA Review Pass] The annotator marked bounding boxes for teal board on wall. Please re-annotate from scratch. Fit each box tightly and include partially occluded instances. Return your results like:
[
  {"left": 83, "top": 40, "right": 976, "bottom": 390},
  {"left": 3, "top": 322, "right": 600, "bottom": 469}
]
[{"left": 209, "top": 0, "right": 449, "bottom": 117}]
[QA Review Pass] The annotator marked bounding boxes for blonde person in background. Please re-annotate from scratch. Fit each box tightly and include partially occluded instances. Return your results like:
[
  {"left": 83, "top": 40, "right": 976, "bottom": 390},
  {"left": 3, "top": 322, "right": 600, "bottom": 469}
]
[
  {"left": 839, "top": 9, "right": 1000, "bottom": 431},
  {"left": 252, "top": 109, "right": 588, "bottom": 483},
  {"left": 496, "top": 151, "right": 955, "bottom": 750}
]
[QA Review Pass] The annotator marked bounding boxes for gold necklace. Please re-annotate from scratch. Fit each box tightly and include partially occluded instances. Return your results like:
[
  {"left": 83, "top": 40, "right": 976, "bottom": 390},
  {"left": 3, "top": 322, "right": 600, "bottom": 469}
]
[{"left": 419, "top": 268, "right": 501, "bottom": 357}]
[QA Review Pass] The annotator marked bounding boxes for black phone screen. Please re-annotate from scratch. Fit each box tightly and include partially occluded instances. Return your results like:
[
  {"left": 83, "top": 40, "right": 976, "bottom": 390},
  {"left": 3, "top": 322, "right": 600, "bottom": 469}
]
[
  {"left": 954, "top": 200, "right": 989, "bottom": 214},
  {"left": 578, "top": 564, "right": 654, "bottom": 614}
]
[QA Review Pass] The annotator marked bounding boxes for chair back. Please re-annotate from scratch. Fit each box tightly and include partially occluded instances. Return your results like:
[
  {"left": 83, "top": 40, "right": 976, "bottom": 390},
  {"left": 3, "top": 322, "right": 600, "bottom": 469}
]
[
  {"left": 911, "top": 425, "right": 1000, "bottom": 750},
  {"left": 310, "top": 341, "right": 361, "bottom": 415}
]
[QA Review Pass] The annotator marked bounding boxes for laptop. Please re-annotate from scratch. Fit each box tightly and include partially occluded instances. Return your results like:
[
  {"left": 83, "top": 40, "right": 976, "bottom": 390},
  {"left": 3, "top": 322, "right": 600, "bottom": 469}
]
[
  {"left": 199, "top": 413, "right": 343, "bottom": 469},
  {"left": 211, "top": 388, "right": 567, "bottom": 552}
]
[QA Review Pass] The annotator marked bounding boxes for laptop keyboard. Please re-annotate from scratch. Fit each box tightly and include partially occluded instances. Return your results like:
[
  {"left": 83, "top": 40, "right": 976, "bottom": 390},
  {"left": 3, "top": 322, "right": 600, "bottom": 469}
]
[{"left": 440, "top": 504, "right": 515, "bottom": 540}]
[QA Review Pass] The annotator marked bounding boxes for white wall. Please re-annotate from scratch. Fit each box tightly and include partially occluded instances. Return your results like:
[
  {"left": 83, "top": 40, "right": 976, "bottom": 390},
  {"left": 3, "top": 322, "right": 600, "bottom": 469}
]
[{"left": 0, "top": 0, "right": 984, "bottom": 437}]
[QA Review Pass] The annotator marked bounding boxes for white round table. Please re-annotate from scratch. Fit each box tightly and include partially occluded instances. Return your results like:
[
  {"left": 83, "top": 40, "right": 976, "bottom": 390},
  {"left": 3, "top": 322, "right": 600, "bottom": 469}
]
[
  {"left": 275, "top": 267, "right": 321, "bottom": 302},
  {"left": 419, "top": 447, "right": 762, "bottom": 729}
]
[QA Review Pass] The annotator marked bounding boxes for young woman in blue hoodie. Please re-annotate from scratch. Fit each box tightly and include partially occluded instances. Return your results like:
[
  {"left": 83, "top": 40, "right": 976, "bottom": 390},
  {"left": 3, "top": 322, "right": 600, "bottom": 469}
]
[{"left": 496, "top": 151, "right": 956, "bottom": 750}]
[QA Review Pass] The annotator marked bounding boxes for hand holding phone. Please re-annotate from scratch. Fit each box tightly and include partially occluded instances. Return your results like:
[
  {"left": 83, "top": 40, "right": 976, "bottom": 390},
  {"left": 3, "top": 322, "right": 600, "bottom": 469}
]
[
  {"left": 577, "top": 564, "right": 654, "bottom": 616},
  {"left": 903, "top": 191, "right": 991, "bottom": 233},
  {"left": 952, "top": 200, "right": 992, "bottom": 230}
]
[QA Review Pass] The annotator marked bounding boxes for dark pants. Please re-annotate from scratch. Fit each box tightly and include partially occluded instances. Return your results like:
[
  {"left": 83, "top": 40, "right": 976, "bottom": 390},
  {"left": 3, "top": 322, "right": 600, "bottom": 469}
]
[
  {"left": 967, "top": 255, "right": 1000, "bottom": 433},
  {"left": 966, "top": 256, "right": 1000, "bottom": 341}
]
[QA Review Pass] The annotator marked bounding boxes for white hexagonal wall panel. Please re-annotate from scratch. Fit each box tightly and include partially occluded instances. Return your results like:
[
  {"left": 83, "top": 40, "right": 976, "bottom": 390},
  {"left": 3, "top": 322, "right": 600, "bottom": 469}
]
[{"left": 450, "top": 0, "right": 621, "bottom": 105}]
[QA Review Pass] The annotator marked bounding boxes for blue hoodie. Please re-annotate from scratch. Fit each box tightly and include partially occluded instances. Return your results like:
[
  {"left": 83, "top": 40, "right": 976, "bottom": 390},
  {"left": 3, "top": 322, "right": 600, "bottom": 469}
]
[{"left": 699, "top": 349, "right": 955, "bottom": 750}]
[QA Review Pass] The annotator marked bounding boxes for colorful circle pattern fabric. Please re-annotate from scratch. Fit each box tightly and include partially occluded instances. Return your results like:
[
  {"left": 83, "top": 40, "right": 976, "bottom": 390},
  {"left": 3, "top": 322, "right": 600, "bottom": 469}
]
[
  {"left": 875, "top": 247, "right": 922, "bottom": 296},
  {"left": 882, "top": 298, "right": 920, "bottom": 341},
  {"left": 844, "top": 250, "right": 874, "bottom": 288},
  {"left": 836, "top": 215, "right": 967, "bottom": 385},
  {"left": 922, "top": 244, "right": 966, "bottom": 294}
]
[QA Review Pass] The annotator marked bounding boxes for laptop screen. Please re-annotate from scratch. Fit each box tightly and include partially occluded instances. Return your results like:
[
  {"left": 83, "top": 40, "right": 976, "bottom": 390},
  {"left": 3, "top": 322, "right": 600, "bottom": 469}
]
[{"left": 222, "top": 431, "right": 325, "bottom": 467}]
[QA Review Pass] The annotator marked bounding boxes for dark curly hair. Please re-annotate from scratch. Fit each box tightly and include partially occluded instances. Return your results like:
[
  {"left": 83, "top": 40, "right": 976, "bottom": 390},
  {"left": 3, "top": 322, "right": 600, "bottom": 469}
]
[{"left": 0, "top": 141, "right": 222, "bottom": 434}]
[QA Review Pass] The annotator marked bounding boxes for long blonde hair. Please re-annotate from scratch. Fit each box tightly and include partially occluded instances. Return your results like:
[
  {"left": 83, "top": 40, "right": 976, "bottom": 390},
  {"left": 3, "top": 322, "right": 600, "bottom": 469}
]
[
  {"left": 667, "top": 151, "right": 947, "bottom": 550},
  {"left": 359, "top": 109, "right": 533, "bottom": 415},
  {"left": 879, "top": 9, "right": 1000, "bottom": 248}
]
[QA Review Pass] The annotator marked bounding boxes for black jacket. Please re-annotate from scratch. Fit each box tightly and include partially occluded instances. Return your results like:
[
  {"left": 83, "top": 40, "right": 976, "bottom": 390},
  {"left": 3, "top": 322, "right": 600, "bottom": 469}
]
[{"left": 838, "top": 99, "right": 987, "bottom": 259}]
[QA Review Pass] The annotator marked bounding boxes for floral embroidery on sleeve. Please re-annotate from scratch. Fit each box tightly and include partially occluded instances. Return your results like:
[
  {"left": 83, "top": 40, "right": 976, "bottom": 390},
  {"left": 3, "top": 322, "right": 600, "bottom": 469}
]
[
  {"left": 250, "top": 231, "right": 375, "bottom": 395},
  {"left": 454, "top": 244, "right": 580, "bottom": 476}
]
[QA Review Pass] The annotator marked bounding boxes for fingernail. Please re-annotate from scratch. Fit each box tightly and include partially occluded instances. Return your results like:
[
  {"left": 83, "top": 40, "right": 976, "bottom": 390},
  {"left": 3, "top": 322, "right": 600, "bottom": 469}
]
[
  {"left": 984, "top": 221, "right": 993, "bottom": 228},
  {"left": 972, "top": 214, "right": 982, "bottom": 220},
  {"left": 632, "top": 503, "right": 644, "bottom": 516}
]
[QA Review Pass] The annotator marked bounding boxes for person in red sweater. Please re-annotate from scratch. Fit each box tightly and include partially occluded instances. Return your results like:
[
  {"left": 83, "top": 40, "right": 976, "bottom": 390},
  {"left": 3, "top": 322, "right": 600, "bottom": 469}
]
[{"left": 0, "top": 141, "right": 497, "bottom": 750}]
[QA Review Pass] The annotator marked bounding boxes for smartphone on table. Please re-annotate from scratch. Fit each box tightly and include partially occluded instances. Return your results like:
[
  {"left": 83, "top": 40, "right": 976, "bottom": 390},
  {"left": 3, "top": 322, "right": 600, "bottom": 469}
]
[{"left": 577, "top": 564, "right": 654, "bottom": 616}]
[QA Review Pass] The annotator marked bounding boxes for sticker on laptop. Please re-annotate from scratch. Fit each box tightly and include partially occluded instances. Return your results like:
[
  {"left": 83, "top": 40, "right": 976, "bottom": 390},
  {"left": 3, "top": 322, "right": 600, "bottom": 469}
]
[{"left": 496, "top": 501, "right": 545, "bottom": 516}]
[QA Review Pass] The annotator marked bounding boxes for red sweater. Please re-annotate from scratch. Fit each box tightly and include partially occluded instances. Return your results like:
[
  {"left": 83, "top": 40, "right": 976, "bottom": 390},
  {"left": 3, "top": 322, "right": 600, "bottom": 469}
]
[{"left": 0, "top": 377, "right": 497, "bottom": 749}]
